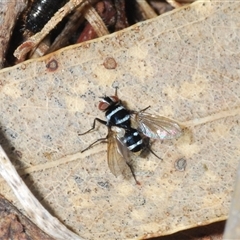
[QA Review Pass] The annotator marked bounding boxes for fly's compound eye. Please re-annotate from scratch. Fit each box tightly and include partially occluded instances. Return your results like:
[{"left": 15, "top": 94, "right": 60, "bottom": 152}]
[
  {"left": 98, "top": 95, "right": 119, "bottom": 111},
  {"left": 98, "top": 101, "right": 109, "bottom": 111},
  {"left": 109, "top": 95, "right": 119, "bottom": 102}
]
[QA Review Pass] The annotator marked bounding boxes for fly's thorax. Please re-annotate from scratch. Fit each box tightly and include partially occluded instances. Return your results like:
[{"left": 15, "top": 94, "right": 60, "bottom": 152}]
[
  {"left": 105, "top": 103, "right": 124, "bottom": 120},
  {"left": 105, "top": 102, "right": 131, "bottom": 128}
]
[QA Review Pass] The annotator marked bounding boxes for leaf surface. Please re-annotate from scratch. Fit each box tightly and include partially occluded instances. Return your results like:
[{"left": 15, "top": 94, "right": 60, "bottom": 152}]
[{"left": 0, "top": 1, "right": 239, "bottom": 239}]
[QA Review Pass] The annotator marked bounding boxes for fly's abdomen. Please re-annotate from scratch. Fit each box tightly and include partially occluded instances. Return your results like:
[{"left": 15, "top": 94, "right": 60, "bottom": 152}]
[{"left": 123, "top": 128, "right": 143, "bottom": 153}]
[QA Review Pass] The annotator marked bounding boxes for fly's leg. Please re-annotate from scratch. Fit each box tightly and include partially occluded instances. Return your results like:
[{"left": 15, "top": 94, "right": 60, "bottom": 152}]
[
  {"left": 130, "top": 106, "right": 151, "bottom": 115},
  {"left": 78, "top": 118, "right": 107, "bottom": 135},
  {"left": 114, "top": 86, "right": 118, "bottom": 97},
  {"left": 141, "top": 137, "right": 162, "bottom": 160},
  {"left": 126, "top": 162, "right": 140, "bottom": 185},
  {"left": 139, "top": 106, "right": 151, "bottom": 112},
  {"left": 148, "top": 147, "right": 162, "bottom": 160},
  {"left": 130, "top": 106, "right": 151, "bottom": 118},
  {"left": 81, "top": 134, "right": 108, "bottom": 153},
  {"left": 79, "top": 118, "right": 108, "bottom": 152}
]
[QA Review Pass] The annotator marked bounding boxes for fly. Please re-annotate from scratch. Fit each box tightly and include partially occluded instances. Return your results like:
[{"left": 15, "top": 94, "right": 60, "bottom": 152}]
[
  {"left": 81, "top": 88, "right": 132, "bottom": 132},
  {"left": 79, "top": 88, "right": 182, "bottom": 182}
]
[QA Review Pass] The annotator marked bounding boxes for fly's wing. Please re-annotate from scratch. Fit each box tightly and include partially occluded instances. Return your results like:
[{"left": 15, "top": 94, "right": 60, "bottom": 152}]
[
  {"left": 107, "top": 129, "right": 133, "bottom": 178},
  {"left": 133, "top": 112, "right": 182, "bottom": 140}
]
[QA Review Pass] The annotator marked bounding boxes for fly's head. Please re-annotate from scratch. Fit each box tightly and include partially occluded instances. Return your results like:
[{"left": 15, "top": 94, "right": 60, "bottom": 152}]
[{"left": 98, "top": 95, "right": 119, "bottom": 111}]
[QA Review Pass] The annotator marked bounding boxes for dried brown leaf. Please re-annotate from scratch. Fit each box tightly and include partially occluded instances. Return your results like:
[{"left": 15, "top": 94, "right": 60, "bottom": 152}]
[
  {"left": 0, "top": 145, "right": 84, "bottom": 239},
  {"left": 0, "top": 0, "right": 26, "bottom": 68},
  {"left": 0, "top": 1, "right": 239, "bottom": 239},
  {"left": 0, "top": 195, "right": 54, "bottom": 240}
]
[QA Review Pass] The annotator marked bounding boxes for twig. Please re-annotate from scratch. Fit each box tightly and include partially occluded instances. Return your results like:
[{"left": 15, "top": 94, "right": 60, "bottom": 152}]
[
  {"left": 0, "top": 145, "right": 84, "bottom": 240},
  {"left": 14, "top": 0, "right": 88, "bottom": 61},
  {"left": 84, "top": 5, "right": 109, "bottom": 37},
  {"left": 136, "top": 0, "right": 158, "bottom": 19},
  {"left": 165, "top": 0, "right": 183, "bottom": 8}
]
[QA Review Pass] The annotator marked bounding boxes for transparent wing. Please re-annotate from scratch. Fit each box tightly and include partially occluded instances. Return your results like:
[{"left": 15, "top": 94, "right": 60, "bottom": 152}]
[
  {"left": 133, "top": 112, "right": 182, "bottom": 140},
  {"left": 107, "top": 129, "right": 133, "bottom": 178}
]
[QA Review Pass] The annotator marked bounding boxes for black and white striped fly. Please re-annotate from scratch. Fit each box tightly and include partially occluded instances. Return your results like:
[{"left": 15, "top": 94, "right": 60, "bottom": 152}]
[{"left": 79, "top": 88, "right": 182, "bottom": 182}]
